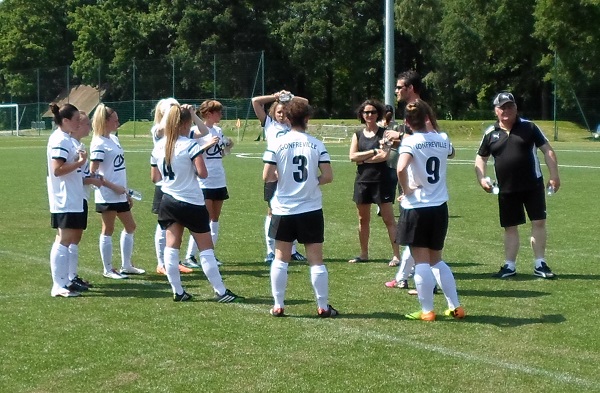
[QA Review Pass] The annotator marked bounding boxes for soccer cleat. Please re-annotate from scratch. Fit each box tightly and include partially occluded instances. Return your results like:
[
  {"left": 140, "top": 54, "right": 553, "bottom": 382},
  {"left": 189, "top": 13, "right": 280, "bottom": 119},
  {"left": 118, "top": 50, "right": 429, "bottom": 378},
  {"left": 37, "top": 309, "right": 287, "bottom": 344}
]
[
  {"left": 291, "top": 251, "right": 307, "bottom": 261},
  {"left": 215, "top": 256, "right": 223, "bottom": 267},
  {"left": 492, "top": 264, "right": 516, "bottom": 278},
  {"left": 173, "top": 291, "right": 193, "bottom": 302},
  {"left": 73, "top": 275, "right": 93, "bottom": 288},
  {"left": 215, "top": 289, "right": 243, "bottom": 303},
  {"left": 156, "top": 266, "right": 166, "bottom": 275},
  {"left": 533, "top": 261, "right": 556, "bottom": 279},
  {"left": 103, "top": 269, "right": 128, "bottom": 279},
  {"left": 120, "top": 266, "right": 146, "bottom": 275},
  {"left": 67, "top": 279, "right": 89, "bottom": 292},
  {"left": 444, "top": 306, "right": 466, "bottom": 319},
  {"left": 178, "top": 263, "right": 194, "bottom": 274},
  {"left": 270, "top": 307, "right": 285, "bottom": 317},
  {"left": 405, "top": 310, "right": 436, "bottom": 321},
  {"left": 264, "top": 252, "right": 275, "bottom": 265},
  {"left": 51, "top": 286, "right": 81, "bottom": 298},
  {"left": 317, "top": 305, "right": 339, "bottom": 318},
  {"left": 181, "top": 256, "right": 201, "bottom": 269},
  {"left": 385, "top": 279, "right": 409, "bottom": 289}
]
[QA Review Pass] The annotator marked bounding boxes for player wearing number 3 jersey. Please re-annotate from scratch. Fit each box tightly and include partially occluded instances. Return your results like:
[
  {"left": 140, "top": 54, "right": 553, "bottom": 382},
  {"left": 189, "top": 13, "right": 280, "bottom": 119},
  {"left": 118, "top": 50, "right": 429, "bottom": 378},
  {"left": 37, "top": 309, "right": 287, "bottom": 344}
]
[{"left": 262, "top": 100, "right": 337, "bottom": 317}]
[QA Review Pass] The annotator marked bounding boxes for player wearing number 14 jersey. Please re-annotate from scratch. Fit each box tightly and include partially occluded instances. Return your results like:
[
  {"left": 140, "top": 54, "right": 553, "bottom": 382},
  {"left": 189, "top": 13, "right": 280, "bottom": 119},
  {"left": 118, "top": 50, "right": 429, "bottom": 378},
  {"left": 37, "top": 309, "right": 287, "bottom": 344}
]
[{"left": 262, "top": 100, "right": 337, "bottom": 317}]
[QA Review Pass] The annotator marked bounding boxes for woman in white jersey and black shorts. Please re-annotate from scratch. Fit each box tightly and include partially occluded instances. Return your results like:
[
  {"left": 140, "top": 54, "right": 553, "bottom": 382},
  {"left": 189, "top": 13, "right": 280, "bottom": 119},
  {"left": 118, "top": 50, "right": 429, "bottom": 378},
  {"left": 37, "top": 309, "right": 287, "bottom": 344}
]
[
  {"left": 183, "top": 100, "right": 233, "bottom": 267},
  {"left": 46, "top": 103, "right": 86, "bottom": 297},
  {"left": 90, "top": 104, "right": 145, "bottom": 279},
  {"left": 252, "top": 90, "right": 309, "bottom": 264},
  {"left": 396, "top": 99, "right": 464, "bottom": 321},
  {"left": 151, "top": 98, "right": 208, "bottom": 275},
  {"left": 262, "top": 99, "right": 337, "bottom": 317},
  {"left": 151, "top": 104, "right": 242, "bottom": 302}
]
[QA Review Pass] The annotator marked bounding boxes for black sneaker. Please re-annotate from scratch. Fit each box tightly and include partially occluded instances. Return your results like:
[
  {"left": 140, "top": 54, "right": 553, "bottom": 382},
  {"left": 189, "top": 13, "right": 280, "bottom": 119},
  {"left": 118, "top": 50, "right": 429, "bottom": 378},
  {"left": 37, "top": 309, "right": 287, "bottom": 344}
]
[
  {"left": 433, "top": 285, "right": 439, "bottom": 294},
  {"left": 215, "top": 289, "right": 243, "bottom": 303},
  {"left": 317, "top": 305, "right": 339, "bottom": 318},
  {"left": 492, "top": 264, "right": 516, "bottom": 278},
  {"left": 67, "top": 279, "right": 89, "bottom": 292},
  {"left": 533, "top": 261, "right": 556, "bottom": 279},
  {"left": 74, "top": 276, "right": 93, "bottom": 288},
  {"left": 291, "top": 251, "right": 307, "bottom": 261},
  {"left": 173, "top": 291, "right": 193, "bottom": 302}
]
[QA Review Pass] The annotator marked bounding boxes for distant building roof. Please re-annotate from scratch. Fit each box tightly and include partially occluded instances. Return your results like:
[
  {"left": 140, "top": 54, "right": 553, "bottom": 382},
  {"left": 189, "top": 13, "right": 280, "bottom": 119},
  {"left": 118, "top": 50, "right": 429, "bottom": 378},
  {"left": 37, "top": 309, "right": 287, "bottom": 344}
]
[{"left": 42, "top": 85, "right": 106, "bottom": 117}]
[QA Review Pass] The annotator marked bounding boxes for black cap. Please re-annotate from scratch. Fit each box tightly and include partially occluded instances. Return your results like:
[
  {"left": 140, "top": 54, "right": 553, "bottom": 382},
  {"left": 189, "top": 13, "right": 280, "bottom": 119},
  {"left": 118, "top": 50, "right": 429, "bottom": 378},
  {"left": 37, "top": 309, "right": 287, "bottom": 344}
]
[{"left": 493, "top": 92, "right": 515, "bottom": 107}]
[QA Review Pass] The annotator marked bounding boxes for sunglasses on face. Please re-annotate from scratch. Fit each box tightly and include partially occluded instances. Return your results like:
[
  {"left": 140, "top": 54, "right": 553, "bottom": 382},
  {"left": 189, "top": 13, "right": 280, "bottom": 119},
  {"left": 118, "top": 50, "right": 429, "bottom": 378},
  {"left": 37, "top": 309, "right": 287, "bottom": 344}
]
[
  {"left": 395, "top": 84, "right": 407, "bottom": 90},
  {"left": 363, "top": 110, "right": 378, "bottom": 115}
]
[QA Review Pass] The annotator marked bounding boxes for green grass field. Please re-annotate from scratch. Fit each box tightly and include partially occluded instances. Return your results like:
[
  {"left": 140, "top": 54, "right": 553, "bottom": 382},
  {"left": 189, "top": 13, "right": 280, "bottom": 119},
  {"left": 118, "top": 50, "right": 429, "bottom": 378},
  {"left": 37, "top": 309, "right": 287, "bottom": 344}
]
[{"left": 1, "top": 121, "right": 600, "bottom": 392}]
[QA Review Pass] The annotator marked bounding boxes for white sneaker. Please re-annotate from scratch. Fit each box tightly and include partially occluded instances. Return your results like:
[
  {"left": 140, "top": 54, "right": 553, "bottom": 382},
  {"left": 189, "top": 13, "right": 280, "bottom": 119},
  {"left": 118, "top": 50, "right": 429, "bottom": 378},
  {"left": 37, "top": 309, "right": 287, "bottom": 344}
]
[
  {"left": 51, "top": 286, "right": 80, "bottom": 297},
  {"left": 103, "top": 269, "right": 128, "bottom": 279},
  {"left": 120, "top": 266, "right": 146, "bottom": 275}
]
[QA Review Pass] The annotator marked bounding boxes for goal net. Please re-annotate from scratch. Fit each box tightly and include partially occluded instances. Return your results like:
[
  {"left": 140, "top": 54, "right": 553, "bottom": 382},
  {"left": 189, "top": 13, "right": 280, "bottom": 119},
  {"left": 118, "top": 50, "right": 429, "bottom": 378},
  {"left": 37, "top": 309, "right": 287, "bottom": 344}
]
[
  {"left": 307, "top": 124, "right": 363, "bottom": 143},
  {"left": 0, "top": 104, "right": 19, "bottom": 136}
]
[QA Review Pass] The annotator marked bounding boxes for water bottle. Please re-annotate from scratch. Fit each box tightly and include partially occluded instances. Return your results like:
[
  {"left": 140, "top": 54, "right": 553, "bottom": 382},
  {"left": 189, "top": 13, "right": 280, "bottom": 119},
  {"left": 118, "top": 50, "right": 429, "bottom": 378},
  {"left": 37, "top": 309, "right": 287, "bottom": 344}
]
[
  {"left": 484, "top": 177, "right": 499, "bottom": 195},
  {"left": 279, "top": 92, "right": 293, "bottom": 102},
  {"left": 547, "top": 185, "right": 554, "bottom": 196},
  {"left": 128, "top": 189, "right": 142, "bottom": 201},
  {"left": 222, "top": 137, "right": 232, "bottom": 156}
]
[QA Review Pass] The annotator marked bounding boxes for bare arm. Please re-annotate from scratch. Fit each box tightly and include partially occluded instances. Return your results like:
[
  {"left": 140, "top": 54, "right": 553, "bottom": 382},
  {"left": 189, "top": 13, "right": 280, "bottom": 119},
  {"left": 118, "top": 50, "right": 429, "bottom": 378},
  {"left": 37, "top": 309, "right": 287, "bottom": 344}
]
[
  {"left": 396, "top": 152, "right": 414, "bottom": 196},
  {"left": 183, "top": 104, "right": 209, "bottom": 137},
  {"left": 52, "top": 151, "right": 87, "bottom": 177},
  {"left": 349, "top": 133, "right": 379, "bottom": 163},
  {"left": 475, "top": 154, "right": 493, "bottom": 192},
  {"left": 151, "top": 166, "right": 162, "bottom": 184},
  {"left": 540, "top": 143, "right": 560, "bottom": 192},
  {"left": 193, "top": 154, "right": 208, "bottom": 179},
  {"left": 263, "top": 163, "right": 277, "bottom": 183},
  {"left": 318, "top": 162, "right": 333, "bottom": 185},
  {"left": 252, "top": 94, "right": 277, "bottom": 124}
]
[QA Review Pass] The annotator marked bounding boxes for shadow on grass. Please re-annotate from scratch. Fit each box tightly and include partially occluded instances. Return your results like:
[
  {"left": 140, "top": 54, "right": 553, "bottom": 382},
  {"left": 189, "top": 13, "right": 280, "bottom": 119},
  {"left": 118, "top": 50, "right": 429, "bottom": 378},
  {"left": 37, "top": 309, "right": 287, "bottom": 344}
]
[
  {"left": 86, "top": 281, "right": 167, "bottom": 298},
  {"left": 458, "top": 289, "right": 551, "bottom": 298},
  {"left": 460, "top": 313, "right": 566, "bottom": 327}
]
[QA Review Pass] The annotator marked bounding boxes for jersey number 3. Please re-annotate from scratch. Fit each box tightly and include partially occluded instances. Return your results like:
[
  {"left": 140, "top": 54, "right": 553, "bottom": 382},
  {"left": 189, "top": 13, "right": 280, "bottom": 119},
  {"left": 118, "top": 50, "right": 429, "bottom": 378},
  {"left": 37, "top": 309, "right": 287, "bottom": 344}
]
[{"left": 293, "top": 155, "right": 308, "bottom": 183}]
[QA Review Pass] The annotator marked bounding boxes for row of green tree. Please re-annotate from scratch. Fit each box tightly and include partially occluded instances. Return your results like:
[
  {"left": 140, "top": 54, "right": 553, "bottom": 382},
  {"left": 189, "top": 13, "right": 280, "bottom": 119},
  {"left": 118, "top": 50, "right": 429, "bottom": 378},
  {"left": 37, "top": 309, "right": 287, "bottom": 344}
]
[{"left": 1, "top": 0, "right": 599, "bottom": 122}]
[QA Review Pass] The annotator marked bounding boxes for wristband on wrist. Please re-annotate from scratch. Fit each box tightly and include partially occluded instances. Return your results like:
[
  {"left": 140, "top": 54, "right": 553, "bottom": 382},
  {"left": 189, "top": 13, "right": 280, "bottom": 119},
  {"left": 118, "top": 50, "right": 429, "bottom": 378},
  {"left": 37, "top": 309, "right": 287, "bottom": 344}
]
[{"left": 372, "top": 148, "right": 377, "bottom": 155}]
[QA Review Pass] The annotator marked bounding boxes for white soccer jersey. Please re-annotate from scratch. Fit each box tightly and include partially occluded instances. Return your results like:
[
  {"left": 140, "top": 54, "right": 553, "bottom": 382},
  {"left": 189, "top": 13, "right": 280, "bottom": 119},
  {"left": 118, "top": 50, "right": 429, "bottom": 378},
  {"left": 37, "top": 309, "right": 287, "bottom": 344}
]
[
  {"left": 71, "top": 138, "right": 93, "bottom": 201},
  {"left": 399, "top": 132, "right": 453, "bottom": 209},
  {"left": 195, "top": 125, "right": 227, "bottom": 189},
  {"left": 151, "top": 136, "right": 205, "bottom": 205},
  {"left": 90, "top": 134, "right": 128, "bottom": 203},
  {"left": 264, "top": 116, "right": 290, "bottom": 142},
  {"left": 263, "top": 131, "right": 330, "bottom": 215},
  {"left": 46, "top": 128, "right": 85, "bottom": 213}
]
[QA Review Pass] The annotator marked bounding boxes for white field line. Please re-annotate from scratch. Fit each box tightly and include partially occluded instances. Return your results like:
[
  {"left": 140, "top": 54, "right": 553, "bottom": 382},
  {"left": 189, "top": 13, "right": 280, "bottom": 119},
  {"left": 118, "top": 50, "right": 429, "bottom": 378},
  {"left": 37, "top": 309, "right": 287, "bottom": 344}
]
[{"left": 3, "top": 249, "right": 599, "bottom": 388}]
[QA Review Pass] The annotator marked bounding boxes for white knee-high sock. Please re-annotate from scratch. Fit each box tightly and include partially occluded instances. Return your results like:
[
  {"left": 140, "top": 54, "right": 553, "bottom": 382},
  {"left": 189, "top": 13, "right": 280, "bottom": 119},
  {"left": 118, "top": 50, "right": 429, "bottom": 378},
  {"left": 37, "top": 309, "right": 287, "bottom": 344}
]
[
  {"left": 414, "top": 263, "right": 436, "bottom": 313},
  {"left": 164, "top": 246, "right": 183, "bottom": 295},
  {"left": 395, "top": 246, "right": 415, "bottom": 281},
  {"left": 99, "top": 234, "right": 113, "bottom": 273},
  {"left": 199, "top": 249, "right": 226, "bottom": 295},
  {"left": 431, "top": 261, "right": 460, "bottom": 310},
  {"left": 155, "top": 224, "right": 166, "bottom": 268},
  {"left": 270, "top": 259, "right": 289, "bottom": 309},
  {"left": 210, "top": 221, "right": 219, "bottom": 247},
  {"left": 50, "top": 242, "right": 69, "bottom": 288},
  {"left": 186, "top": 234, "right": 198, "bottom": 260},
  {"left": 265, "top": 215, "right": 274, "bottom": 254},
  {"left": 68, "top": 244, "right": 79, "bottom": 281},
  {"left": 310, "top": 264, "right": 329, "bottom": 310},
  {"left": 120, "top": 230, "right": 134, "bottom": 269}
]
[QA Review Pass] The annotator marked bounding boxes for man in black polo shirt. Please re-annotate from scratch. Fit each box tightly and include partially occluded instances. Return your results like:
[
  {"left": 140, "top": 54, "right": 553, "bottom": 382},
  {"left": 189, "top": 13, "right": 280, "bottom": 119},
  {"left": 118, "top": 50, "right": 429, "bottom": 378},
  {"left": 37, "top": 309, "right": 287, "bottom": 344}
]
[{"left": 475, "top": 92, "right": 561, "bottom": 279}]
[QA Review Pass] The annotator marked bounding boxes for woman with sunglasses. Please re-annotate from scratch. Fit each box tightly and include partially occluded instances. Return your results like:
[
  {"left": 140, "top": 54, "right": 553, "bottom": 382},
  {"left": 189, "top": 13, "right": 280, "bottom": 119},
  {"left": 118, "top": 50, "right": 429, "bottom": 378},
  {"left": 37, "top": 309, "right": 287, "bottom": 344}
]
[{"left": 348, "top": 99, "right": 400, "bottom": 266}]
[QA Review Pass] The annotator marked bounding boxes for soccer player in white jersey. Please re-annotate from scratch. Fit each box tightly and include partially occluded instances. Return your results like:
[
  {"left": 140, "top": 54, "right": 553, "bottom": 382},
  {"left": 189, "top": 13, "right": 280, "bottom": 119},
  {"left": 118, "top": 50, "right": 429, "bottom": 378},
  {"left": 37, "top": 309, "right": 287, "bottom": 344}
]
[
  {"left": 90, "top": 104, "right": 144, "bottom": 279},
  {"left": 150, "top": 98, "right": 209, "bottom": 275},
  {"left": 151, "top": 104, "right": 242, "bottom": 302},
  {"left": 252, "top": 90, "right": 309, "bottom": 264},
  {"left": 183, "top": 100, "right": 233, "bottom": 268},
  {"left": 262, "top": 99, "right": 336, "bottom": 317},
  {"left": 396, "top": 99, "right": 464, "bottom": 321},
  {"left": 46, "top": 103, "right": 87, "bottom": 297}
]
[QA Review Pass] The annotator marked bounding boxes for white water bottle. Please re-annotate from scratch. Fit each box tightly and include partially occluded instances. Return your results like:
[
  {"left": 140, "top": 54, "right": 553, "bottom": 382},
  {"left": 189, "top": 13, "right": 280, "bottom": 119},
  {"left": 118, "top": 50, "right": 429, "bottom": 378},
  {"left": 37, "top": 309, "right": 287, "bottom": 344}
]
[
  {"left": 484, "top": 177, "right": 499, "bottom": 195},
  {"left": 128, "top": 189, "right": 142, "bottom": 201},
  {"left": 547, "top": 185, "right": 554, "bottom": 196}
]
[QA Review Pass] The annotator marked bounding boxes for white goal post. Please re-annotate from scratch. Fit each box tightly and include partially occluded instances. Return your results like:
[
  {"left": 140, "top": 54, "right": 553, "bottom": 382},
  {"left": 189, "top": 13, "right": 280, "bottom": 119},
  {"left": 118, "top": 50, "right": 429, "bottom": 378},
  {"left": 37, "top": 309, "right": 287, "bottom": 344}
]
[{"left": 0, "top": 104, "right": 19, "bottom": 136}]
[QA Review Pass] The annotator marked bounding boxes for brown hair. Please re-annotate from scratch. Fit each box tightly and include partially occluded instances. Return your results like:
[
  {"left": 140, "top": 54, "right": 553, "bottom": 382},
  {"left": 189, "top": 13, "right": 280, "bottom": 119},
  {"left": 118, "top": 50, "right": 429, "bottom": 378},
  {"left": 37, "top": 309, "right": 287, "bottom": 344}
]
[
  {"left": 198, "top": 100, "right": 223, "bottom": 119},
  {"left": 356, "top": 99, "right": 385, "bottom": 123},
  {"left": 285, "top": 100, "right": 313, "bottom": 130},
  {"left": 49, "top": 103, "right": 79, "bottom": 126},
  {"left": 404, "top": 99, "right": 433, "bottom": 131}
]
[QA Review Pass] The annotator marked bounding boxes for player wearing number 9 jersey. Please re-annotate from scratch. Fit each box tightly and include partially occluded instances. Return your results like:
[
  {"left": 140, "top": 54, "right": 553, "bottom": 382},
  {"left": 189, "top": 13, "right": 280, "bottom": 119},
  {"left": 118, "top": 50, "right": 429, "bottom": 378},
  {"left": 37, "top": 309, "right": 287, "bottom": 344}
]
[
  {"left": 396, "top": 99, "right": 464, "bottom": 321},
  {"left": 262, "top": 99, "right": 337, "bottom": 317}
]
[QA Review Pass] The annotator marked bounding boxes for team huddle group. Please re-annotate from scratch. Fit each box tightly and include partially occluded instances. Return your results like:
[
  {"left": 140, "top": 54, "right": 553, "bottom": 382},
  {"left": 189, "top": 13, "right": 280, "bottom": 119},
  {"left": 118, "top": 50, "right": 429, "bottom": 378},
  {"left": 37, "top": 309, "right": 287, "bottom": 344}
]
[{"left": 46, "top": 70, "right": 560, "bottom": 320}]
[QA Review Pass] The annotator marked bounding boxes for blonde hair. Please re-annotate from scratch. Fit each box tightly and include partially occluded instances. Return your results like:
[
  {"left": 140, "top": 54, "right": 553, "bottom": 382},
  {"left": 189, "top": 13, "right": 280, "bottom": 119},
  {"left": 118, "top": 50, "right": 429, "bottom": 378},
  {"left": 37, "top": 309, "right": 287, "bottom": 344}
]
[
  {"left": 164, "top": 104, "right": 191, "bottom": 165},
  {"left": 92, "top": 103, "right": 115, "bottom": 137},
  {"left": 198, "top": 100, "right": 223, "bottom": 119},
  {"left": 153, "top": 98, "right": 179, "bottom": 125}
]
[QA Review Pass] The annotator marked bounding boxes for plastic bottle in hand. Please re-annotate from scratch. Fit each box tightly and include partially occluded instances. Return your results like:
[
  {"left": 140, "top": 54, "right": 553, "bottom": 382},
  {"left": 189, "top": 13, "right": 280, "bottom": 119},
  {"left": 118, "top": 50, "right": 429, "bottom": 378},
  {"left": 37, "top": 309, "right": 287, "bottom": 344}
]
[
  {"left": 547, "top": 185, "right": 554, "bottom": 196},
  {"left": 222, "top": 137, "right": 232, "bottom": 156},
  {"left": 484, "top": 177, "right": 499, "bottom": 195},
  {"left": 128, "top": 189, "right": 142, "bottom": 201}
]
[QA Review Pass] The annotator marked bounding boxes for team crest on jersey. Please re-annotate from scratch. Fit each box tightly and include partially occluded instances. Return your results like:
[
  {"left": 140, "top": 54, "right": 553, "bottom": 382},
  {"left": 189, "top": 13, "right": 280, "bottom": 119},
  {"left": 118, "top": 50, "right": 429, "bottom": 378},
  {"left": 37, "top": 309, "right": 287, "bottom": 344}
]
[{"left": 114, "top": 154, "right": 125, "bottom": 169}]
